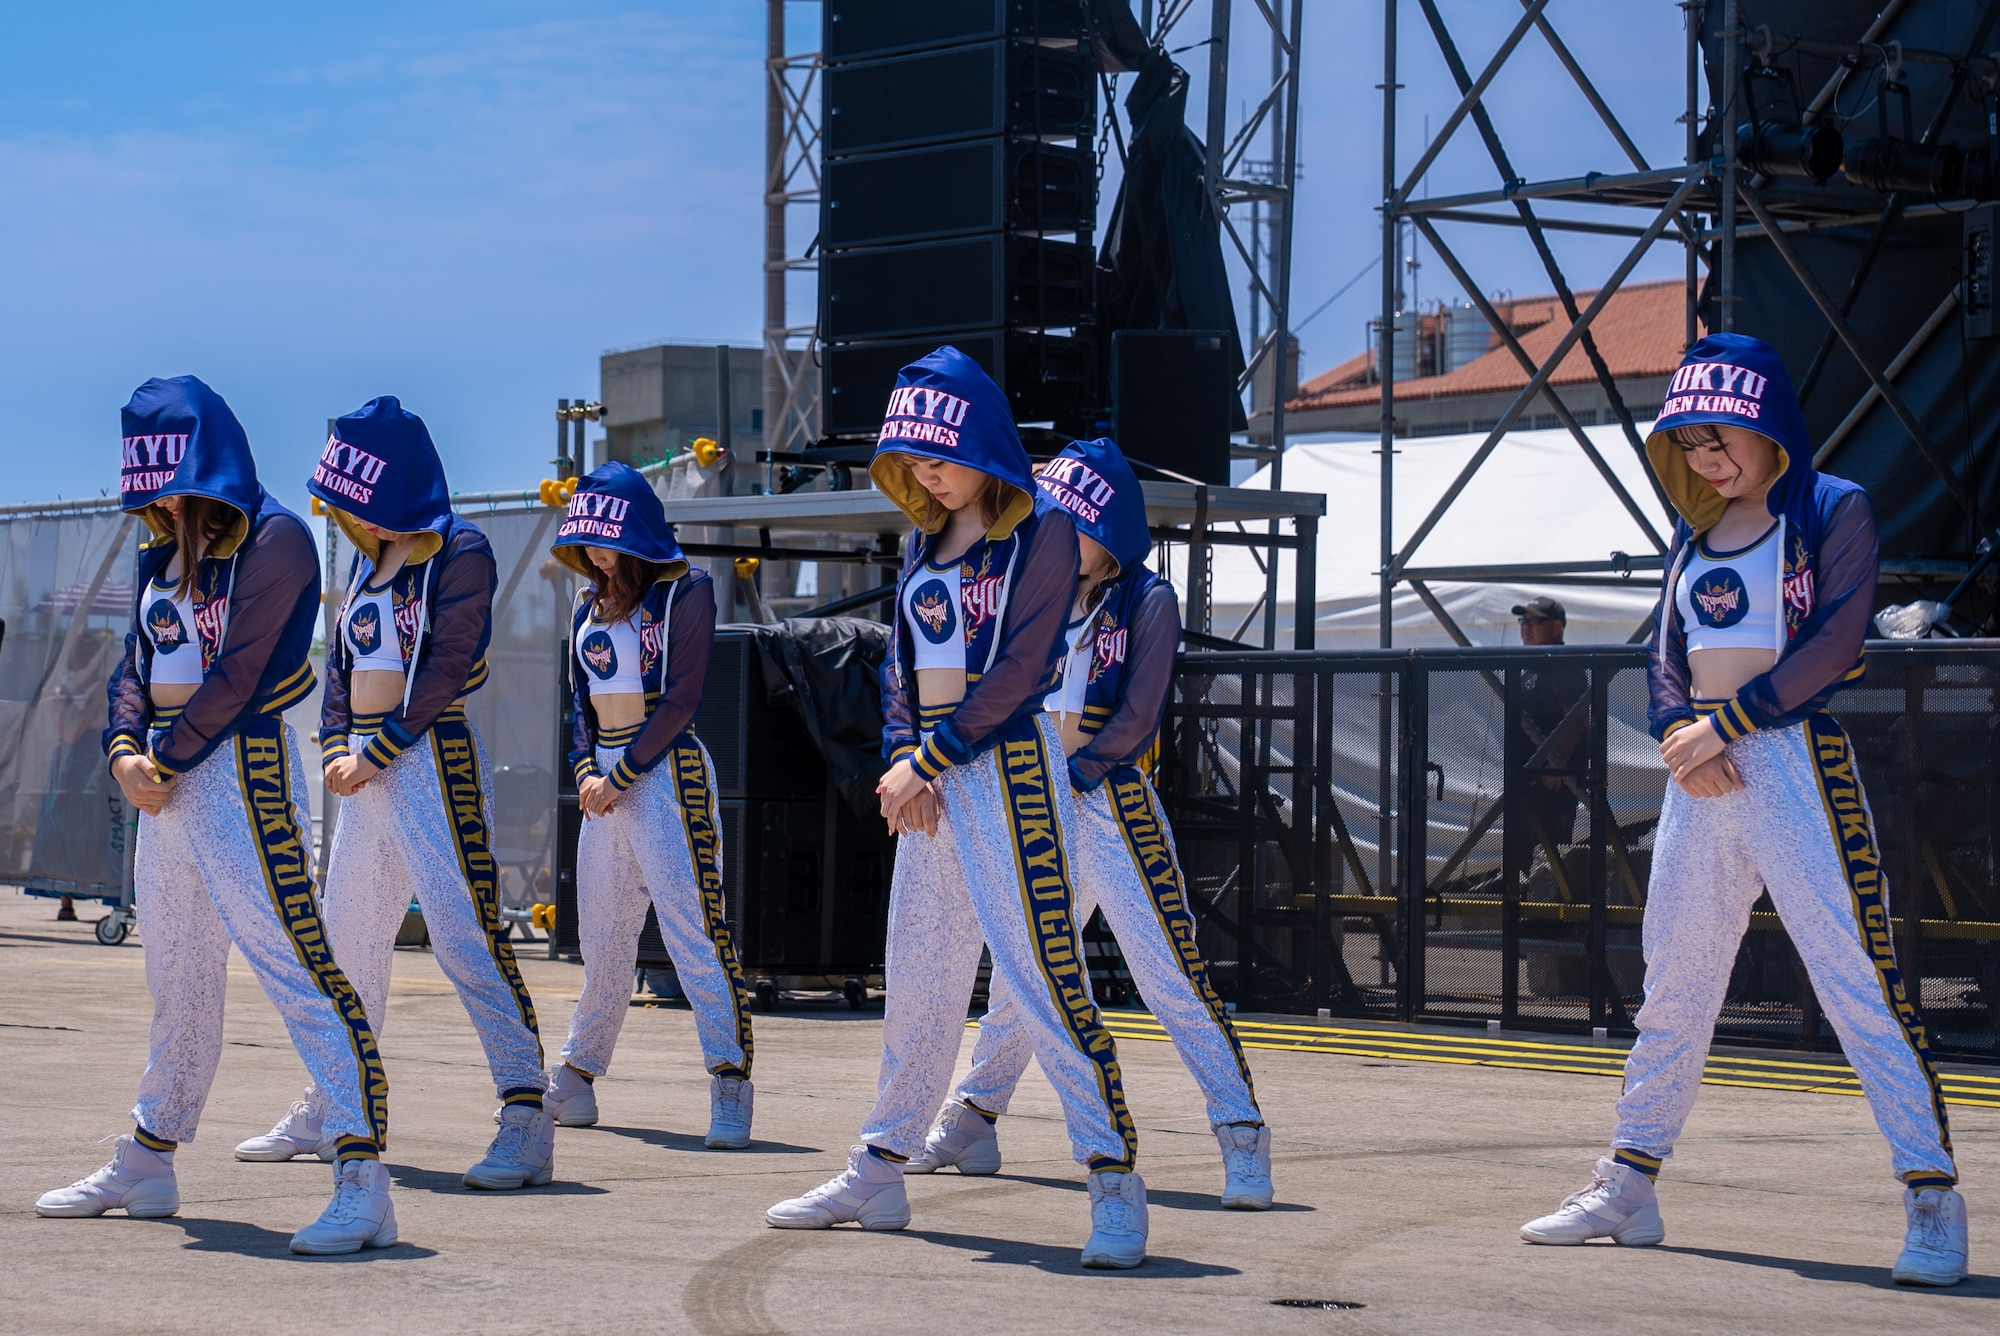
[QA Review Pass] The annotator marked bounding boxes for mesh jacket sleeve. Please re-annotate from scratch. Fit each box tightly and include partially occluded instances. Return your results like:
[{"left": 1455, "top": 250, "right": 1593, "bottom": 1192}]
[
  {"left": 879, "top": 538, "right": 921, "bottom": 763},
  {"left": 151, "top": 517, "right": 318, "bottom": 777},
  {"left": 1646, "top": 528, "right": 1696, "bottom": 743},
  {"left": 1069, "top": 583, "right": 1180, "bottom": 793},
  {"left": 915, "top": 513, "right": 1079, "bottom": 777},
  {"left": 565, "top": 595, "right": 600, "bottom": 784},
  {"left": 360, "top": 540, "right": 496, "bottom": 769},
  {"left": 606, "top": 572, "right": 716, "bottom": 792},
  {"left": 1713, "top": 490, "right": 1877, "bottom": 741},
  {"left": 103, "top": 628, "right": 150, "bottom": 764},
  {"left": 318, "top": 553, "right": 358, "bottom": 760}
]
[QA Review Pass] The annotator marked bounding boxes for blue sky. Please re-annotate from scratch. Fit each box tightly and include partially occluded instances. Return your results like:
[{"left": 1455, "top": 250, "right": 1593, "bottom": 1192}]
[{"left": 0, "top": 2, "right": 1691, "bottom": 514}]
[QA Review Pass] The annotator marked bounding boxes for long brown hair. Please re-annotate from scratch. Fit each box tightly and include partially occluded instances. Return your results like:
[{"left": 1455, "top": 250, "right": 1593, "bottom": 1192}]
[
  {"left": 169, "top": 496, "right": 233, "bottom": 600},
  {"left": 968, "top": 473, "right": 1005, "bottom": 530},
  {"left": 590, "top": 550, "right": 662, "bottom": 624}
]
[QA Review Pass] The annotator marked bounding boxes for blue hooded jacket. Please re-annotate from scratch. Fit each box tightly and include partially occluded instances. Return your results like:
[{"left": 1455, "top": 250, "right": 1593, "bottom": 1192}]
[
  {"left": 1036, "top": 437, "right": 1182, "bottom": 792},
  {"left": 551, "top": 462, "right": 714, "bottom": 792},
  {"left": 312, "top": 397, "right": 498, "bottom": 770},
  {"left": 105, "top": 376, "right": 320, "bottom": 775},
  {"left": 1644, "top": 332, "right": 1878, "bottom": 742},
  {"left": 871, "top": 346, "right": 1080, "bottom": 778}
]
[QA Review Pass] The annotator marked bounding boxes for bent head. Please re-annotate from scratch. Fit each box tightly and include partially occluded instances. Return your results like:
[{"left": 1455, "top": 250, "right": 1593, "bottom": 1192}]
[
  {"left": 1665, "top": 423, "right": 1783, "bottom": 502},
  {"left": 898, "top": 455, "right": 1001, "bottom": 527}
]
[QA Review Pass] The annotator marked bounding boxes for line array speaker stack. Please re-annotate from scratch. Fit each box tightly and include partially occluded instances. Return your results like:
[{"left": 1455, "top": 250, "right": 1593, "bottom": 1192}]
[{"left": 821, "top": 0, "right": 1100, "bottom": 436}]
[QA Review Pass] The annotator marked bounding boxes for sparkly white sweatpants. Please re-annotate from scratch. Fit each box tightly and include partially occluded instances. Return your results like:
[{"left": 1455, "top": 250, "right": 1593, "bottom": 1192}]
[
  {"left": 956, "top": 769, "right": 1260, "bottom": 1130},
  {"left": 558, "top": 737, "right": 753, "bottom": 1080},
  {"left": 861, "top": 716, "right": 1138, "bottom": 1171},
  {"left": 307, "top": 711, "right": 545, "bottom": 1101},
  {"left": 1612, "top": 717, "right": 1956, "bottom": 1185},
  {"left": 131, "top": 720, "right": 387, "bottom": 1151}
]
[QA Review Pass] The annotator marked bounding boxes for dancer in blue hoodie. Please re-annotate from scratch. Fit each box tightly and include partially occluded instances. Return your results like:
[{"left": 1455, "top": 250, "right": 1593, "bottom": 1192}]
[
  {"left": 1520, "top": 334, "right": 1966, "bottom": 1286},
  {"left": 766, "top": 349, "right": 1147, "bottom": 1269},
  {"left": 547, "top": 462, "right": 755, "bottom": 1148},
  {"left": 37, "top": 377, "right": 394, "bottom": 1255},
  {"left": 234, "top": 398, "right": 556, "bottom": 1191},
  {"left": 904, "top": 437, "right": 1273, "bottom": 1210}
]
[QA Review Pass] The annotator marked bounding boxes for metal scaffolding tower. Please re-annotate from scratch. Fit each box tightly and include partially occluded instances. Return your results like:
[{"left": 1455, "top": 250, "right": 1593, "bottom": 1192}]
[
  {"left": 1376, "top": 0, "right": 1992, "bottom": 647},
  {"left": 763, "top": 0, "right": 822, "bottom": 460}
]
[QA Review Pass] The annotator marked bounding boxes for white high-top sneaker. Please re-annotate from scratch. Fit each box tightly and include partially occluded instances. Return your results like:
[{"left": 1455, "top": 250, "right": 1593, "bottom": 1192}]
[
  {"left": 1081, "top": 1170, "right": 1149, "bottom": 1269},
  {"left": 289, "top": 1158, "right": 397, "bottom": 1254},
  {"left": 705, "top": 1076, "right": 753, "bottom": 1149},
  {"left": 36, "top": 1136, "right": 180, "bottom": 1218},
  {"left": 766, "top": 1147, "right": 911, "bottom": 1230},
  {"left": 905, "top": 1098, "right": 1002, "bottom": 1175},
  {"left": 235, "top": 1096, "right": 337, "bottom": 1162},
  {"left": 1519, "top": 1157, "right": 1665, "bottom": 1246},
  {"left": 464, "top": 1104, "right": 556, "bottom": 1190},
  {"left": 545, "top": 1065, "right": 599, "bottom": 1128},
  {"left": 1217, "top": 1123, "right": 1274, "bottom": 1210},
  {"left": 1892, "top": 1187, "right": 1969, "bottom": 1286}
]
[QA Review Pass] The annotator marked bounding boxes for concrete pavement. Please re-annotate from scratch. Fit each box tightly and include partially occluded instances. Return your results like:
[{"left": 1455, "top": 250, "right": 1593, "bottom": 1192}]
[{"left": 2, "top": 891, "right": 1995, "bottom": 1335}]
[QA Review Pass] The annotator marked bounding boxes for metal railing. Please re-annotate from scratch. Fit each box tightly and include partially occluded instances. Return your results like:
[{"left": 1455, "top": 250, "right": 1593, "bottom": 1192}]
[{"left": 1159, "top": 641, "right": 2000, "bottom": 1062}]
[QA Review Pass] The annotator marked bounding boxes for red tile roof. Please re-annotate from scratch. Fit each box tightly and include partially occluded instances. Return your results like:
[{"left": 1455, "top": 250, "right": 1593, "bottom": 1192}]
[{"left": 1288, "top": 279, "right": 1693, "bottom": 413}]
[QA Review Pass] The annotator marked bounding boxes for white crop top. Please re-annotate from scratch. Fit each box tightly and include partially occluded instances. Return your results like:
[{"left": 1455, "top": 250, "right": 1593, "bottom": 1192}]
[
  {"left": 343, "top": 582, "right": 406, "bottom": 675},
  {"left": 143, "top": 576, "right": 205, "bottom": 687},
  {"left": 1043, "top": 614, "right": 1095, "bottom": 716},
  {"left": 902, "top": 559, "right": 966, "bottom": 671},
  {"left": 1675, "top": 521, "right": 1784, "bottom": 654},
  {"left": 577, "top": 611, "right": 644, "bottom": 695}
]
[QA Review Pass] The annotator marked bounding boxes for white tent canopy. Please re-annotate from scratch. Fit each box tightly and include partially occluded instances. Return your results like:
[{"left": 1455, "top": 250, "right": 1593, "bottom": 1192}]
[{"left": 1203, "top": 423, "right": 1671, "bottom": 648}]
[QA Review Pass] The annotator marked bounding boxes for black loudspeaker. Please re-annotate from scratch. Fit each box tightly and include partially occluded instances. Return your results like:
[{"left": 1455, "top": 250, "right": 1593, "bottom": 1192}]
[
  {"left": 1111, "top": 329, "right": 1235, "bottom": 485},
  {"left": 1967, "top": 204, "right": 1998, "bottom": 340},
  {"left": 824, "top": 331, "right": 1092, "bottom": 434},
  {"left": 824, "top": 139, "right": 1093, "bottom": 249},
  {"left": 823, "top": 235, "right": 1091, "bottom": 341},
  {"left": 825, "top": 0, "right": 1088, "bottom": 64},
  {"left": 824, "top": 41, "right": 1094, "bottom": 157}
]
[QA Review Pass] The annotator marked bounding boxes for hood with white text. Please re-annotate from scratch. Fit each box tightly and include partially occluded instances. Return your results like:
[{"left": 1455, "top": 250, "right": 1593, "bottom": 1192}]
[
  {"left": 310, "top": 395, "right": 454, "bottom": 565},
  {"left": 119, "top": 375, "right": 262, "bottom": 557},
  {"left": 1645, "top": 332, "right": 1814, "bottom": 535},
  {"left": 868, "top": 344, "right": 1035, "bottom": 540},
  {"left": 549, "top": 460, "right": 689, "bottom": 581},
  {"left": 1036, "top": 436, "right": 1149, "bottom": 579}
]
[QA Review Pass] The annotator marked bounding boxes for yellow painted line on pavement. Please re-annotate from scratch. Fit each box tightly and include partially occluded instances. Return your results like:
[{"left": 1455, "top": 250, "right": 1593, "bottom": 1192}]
[{"left": 969, "top": 1012, "right": 2000, "bottom": 1110}]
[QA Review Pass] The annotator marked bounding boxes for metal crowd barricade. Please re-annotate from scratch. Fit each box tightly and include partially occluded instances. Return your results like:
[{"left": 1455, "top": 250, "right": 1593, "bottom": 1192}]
[{"left": 1159, "top": 642, "right": 2000, "bottom": 1064}]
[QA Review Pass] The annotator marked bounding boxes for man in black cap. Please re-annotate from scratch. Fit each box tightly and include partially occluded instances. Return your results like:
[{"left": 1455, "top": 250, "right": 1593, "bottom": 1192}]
[{"left": 1510, "top": 596, "right": 1587, "bottom": 880}]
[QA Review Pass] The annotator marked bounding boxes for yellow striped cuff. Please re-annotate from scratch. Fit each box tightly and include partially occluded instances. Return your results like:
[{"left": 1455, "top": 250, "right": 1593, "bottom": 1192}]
[
  {"left": 147, "top": 750, "right": 179, "bottom": 779},
  {"left": 573, "top": 757, "right": 601, "bottom": 785},
  {"left": 108, "top": 735, "right": 143, "bottom": 762},
  {"left": 910, "top": 735, "right": 950, "bottom": 780},
  {"left": 360, "top": 732, "right": 406, "bottom": 769},
  {"left": 606, "top": 756, "right": 642, "bottom": 792},
  {"left": 320, "top": 736, "right": 351, "bottom": 760}
]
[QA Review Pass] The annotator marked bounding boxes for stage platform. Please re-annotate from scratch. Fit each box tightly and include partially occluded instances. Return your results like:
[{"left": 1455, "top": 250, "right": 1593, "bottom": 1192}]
[{"left": 4, "top": 889, "right": 1994, "bottom": 1334}]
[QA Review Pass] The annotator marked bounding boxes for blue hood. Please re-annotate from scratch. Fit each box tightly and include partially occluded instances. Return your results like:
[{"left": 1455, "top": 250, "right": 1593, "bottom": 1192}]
[
  {"left": 1037, "top": 436, "right": 1149, "bottom": 577},
  {"left": 1646, "top": 332, "right": 1815, "bottom": 534},
  {"left": 550, "top": 461, "right": 688, "bottom": 581},
  {"left": 867, "top": 344, "right": 1035, "bottom": 539},
  {"left": 311, "top": 396, "right": 454, "bottom": 564},
  {"left": 119, "top": 376, "right": 263, "bottom": 556}
]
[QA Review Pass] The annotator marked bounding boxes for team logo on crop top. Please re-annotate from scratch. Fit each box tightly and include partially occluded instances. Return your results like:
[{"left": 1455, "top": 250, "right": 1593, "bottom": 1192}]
[
  {"left": 146, "top": 598, "right": 189, "bottom": 654},
  {"left": 910, "top": 578, "right": 958, "bottom": 644},
  {"left": 348, "top": 603, "right": 384, "bottom": 655},
  {"left": 1690, "top": 567, "right": 1749, "bottom": 628},
  {"left": 1093, "top": 626, "right": 1128, "bottom": 680},
  {"left": 580, "top": 629, "right": 619, "bottom": 679}
]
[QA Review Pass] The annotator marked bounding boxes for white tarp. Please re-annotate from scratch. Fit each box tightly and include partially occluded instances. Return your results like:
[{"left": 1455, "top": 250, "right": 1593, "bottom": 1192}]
[{"left": 1204, "top": 424, "right": 1671, "bottom": 648}]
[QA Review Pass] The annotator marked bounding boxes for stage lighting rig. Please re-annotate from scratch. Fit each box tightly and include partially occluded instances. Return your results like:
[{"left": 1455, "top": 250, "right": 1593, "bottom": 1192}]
[{"left": 1734, "top": 62, "right": 1844, "bottom": 183}]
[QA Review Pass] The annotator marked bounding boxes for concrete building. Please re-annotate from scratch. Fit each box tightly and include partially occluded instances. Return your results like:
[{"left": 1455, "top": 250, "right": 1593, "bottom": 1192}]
[
  {"left": 1271, "top": 279, "right": 1686, "bottom": 438},
  {"left": 598, "top": 341, "right": 765, "bottom": 468}
]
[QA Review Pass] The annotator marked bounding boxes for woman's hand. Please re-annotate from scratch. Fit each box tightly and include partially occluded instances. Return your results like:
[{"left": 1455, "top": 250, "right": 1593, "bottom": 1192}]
[
  {"left": 324, "top": 754, "right": 379, "bottom": 798},
  {"left": 891, "top": 786, "right": 941, "bottom": 837},
  {"left": 579, "top": 775, "right": 618, "bottom": 819},
  {"left": 1659, "top": 717, "right": 1726, "bottom": 784},
  {"left": 876, "top": 758, "right": 930, "bottom": 819},
  {"left": 1675, "top": 753, "right": 1744, "bottom": 798},
  {"left": 113, "top": 754, "right": 173, "bottom": 815}
]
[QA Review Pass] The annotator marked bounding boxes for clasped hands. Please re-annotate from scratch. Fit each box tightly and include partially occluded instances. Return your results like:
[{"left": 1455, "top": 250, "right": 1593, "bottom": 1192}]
[
  {"left": 877, "top": 757, "right": 941, "bottom": 837},
  {"left": 1659, "top": 715, "right": 1743, "bottom": 798},
  {"left": 111, "top": 754, "right": 175, "bottom": 816},
  {"left": 324, "top": 753, "right": 381, "bottom": 798}
]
